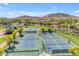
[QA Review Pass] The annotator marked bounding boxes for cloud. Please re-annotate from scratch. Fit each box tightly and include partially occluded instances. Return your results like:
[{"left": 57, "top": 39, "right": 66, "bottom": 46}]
[
  {"left": 73, "top": 9, "right": 79, "bottom": 16},
  {"left": 73, "top": 9, "right": 79, "bottom": 14},
  {"left": 73, "top": 14, "right": 79, "bottom": 17},
  {"left": 74, "top": 9, "right": 79, "bottom": 13},
  {"left": 0, "top": 9, "right": 56, "bottom": 18},
  {"left": 0, "top": 5, "right": 58, "bottom": 18},
  {"left": 3, "top": 10, "right": 54, "bottom": 18},
  {"left": 74, "top": 14, "right": 79, "bottom": 16},
  {"left": 4, "top": 3, "right": 8, "bottom": 6}
]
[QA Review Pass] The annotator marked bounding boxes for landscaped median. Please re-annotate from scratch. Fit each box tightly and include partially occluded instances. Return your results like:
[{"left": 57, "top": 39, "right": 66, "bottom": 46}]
[
  {"left": 0, "top": 34, "right": 14, "bottom": 55},
  {"left": 0, "top": 40, "right": 8, "bottom": 56},
  {"left": 0, "top": 26, "right": 24, "bottom": 56}
]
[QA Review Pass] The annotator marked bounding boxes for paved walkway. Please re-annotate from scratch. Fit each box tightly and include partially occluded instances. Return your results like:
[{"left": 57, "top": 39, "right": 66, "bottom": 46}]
[
  {"left": 0, "top": 30, "right": 5, "bottom": 37},
  {"left": 0, "top": 40, "right": 8, "bottom": 49},
  {"left": 39, "top": 52, "right": 51, "bottom": 56},
  {"left": 0, "top": 30, "right": 7, "bottom": 49}
]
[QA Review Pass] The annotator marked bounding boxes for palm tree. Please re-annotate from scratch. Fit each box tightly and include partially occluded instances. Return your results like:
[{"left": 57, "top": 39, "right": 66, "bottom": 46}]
[
  {"left": 5, "top": 49, "right": 8, "bottom": 56},
  {"left": 12, "top": 30, "right": 20, "bottom": 44},
  {"left": 18, "top": 26, "right": 24, "bottom": 37},
  {"left": 3, "top": 35, "right": 14, "bottom": 51}
]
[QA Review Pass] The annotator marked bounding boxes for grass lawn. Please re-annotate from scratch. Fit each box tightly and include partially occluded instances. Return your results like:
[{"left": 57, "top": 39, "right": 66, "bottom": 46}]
[
  {"left": 56, "top": 30, "right": 79, "bottom": 46},
  {"left": 0, "top": 27, "right": 6, "bottom": 30},
  {"left": 0, "top": 38, "right": 5, "bottom": 43},
  {"left": 56, "top": 30, "right": 79, "bottom": 55}
]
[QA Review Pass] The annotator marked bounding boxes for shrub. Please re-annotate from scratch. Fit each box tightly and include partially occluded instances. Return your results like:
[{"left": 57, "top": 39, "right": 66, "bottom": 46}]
[{"left": 48, "top": 28, "right": 52, "bottom": 33}]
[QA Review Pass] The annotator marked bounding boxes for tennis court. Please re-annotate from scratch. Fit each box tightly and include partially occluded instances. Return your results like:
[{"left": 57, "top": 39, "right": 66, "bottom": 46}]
[
  {"left": 43, "top": 32, "right": 77, "bottom": 55},
  {"left": 6, "top": 28, "right": 77, "bottom": 56},
  {"left": 7, "top": 28, "right": 43, "bottom": 56}
]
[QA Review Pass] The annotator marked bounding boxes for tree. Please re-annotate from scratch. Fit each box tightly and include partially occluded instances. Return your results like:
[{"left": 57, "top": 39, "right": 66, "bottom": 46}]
[
  {"left": 17, "top": 26, "right": 24, "bottom": 37},
  {"left": 3, "top": 35, "right": 14, "bottom": 51},
  {"left": 48, "top": 28, "right": 52, "bottom": 33},
  {"left": 41, "top": 28, "right": 45, "bottom": 33},
  {"left": 12, "top": 30, "right": 19, "bottom": 39},
  {"left": 69, "top": 48, "right": 79, "bottom": 56}
]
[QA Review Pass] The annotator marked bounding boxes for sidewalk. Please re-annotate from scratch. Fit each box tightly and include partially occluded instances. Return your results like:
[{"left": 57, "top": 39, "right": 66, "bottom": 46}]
[
  {"left": 39, "top": 52, "right": 51, "bottom": 56},
  {"left": 0, "top": 30, "right": 5, "bottom": 38},
  {"left": 0, "top": 40, "right": 8, "bottom": 49}
]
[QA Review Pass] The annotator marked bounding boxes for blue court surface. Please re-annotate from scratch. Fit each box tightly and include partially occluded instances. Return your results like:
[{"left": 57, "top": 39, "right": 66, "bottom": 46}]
[
  {"left": 15, "top": 28, "right": 40, "bottom": 51},
  {"left": 15, "top": 33, "right": 37, "bottom": 50},
  {"left": 43, "top": 32, "right": 76, "bottom": 54}
]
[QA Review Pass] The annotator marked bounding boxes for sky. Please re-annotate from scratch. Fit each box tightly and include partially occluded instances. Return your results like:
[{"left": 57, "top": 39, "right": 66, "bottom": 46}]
[{"left": 0, "top": 3, "right": 79, "bottom": 18}]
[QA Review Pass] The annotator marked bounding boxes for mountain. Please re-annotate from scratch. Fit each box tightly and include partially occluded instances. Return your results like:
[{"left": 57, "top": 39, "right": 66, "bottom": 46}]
[
  {"left": 16, "top": 13, "right": 79, "bottom": 23},
  {"left": 17, "top": 15, "right": 33, "bottom": 19},
  {"left": 44, "top": 13, "right": 72, "bottom": 17},
  {"left": 18, "top": 13, "right": 79, "bottom": 19},
  {"left": 43, "top": 13, "right": 79, "bottom": 20}
]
